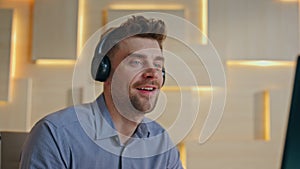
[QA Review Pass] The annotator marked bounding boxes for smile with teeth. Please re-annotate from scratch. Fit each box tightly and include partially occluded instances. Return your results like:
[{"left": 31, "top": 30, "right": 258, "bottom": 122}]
[{"left": 137, "top": 87, "right": 155, "bottom": 91}]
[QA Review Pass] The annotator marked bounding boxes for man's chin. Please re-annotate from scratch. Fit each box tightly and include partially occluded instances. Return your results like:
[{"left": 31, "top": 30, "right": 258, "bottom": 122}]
[
  {"left": 131, "top": 100, "right": 157, "bottom": 114},
  {"left": 129, "top": 93, "right": 159, "bottom": 113},
  {"left": 133, "top": 105, "right": 154, "bottom": 114}
]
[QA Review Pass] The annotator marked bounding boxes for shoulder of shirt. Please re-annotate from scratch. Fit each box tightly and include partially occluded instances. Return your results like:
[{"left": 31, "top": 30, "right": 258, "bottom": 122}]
[{"left": 39, "top": 102, "right": 94, "bottom": 129}]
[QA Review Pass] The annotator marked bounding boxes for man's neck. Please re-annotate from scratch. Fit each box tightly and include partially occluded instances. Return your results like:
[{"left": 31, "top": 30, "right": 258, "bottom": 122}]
[{"left": 103, "top": 92, "right": 144, "bottom": 144}]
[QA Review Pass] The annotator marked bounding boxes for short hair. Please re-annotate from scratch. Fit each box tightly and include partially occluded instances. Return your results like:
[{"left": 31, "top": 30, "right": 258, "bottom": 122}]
[{"left": 99, "top": 15, "right": 167, "bottom": 58}]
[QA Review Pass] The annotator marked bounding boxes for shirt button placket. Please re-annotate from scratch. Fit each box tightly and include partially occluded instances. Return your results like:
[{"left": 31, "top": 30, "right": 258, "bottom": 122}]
[{"left": 119, "top": 146, "right": 126, "bottom": 169}]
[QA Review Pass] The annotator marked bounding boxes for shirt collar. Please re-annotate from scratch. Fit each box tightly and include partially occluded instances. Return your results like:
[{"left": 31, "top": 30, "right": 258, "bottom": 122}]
[
  {"left": 133, "top": 122, "right": 150, "bottom": 138},
  {"left": 94, "top": 94, "right": 150, "bottom": 140}
]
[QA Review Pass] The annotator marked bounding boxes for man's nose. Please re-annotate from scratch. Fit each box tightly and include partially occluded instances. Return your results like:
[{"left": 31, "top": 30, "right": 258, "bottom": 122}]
[{"left": 142, "top": 68, "right": 160, "bottom": 79}]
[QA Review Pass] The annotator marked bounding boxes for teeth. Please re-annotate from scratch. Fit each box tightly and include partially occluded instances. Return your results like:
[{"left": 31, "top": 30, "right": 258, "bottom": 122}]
[{"left": 138, "top": 87, "right": 154, "bottom": 91}]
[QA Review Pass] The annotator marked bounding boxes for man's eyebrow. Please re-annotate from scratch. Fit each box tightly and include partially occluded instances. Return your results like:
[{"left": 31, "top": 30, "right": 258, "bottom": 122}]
[
  {"left": 154, "top": 56, "right": 165, "bottom": 62},
  {"left": 128, "top": 53, "right": 146, "bottom": 58},
  {"left": 128, "top": 53, "right": 165, "bottom": 61}
]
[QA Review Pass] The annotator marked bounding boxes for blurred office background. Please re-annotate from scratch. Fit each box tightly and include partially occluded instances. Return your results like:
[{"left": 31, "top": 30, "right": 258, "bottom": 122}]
[{"left": 0, "top": 0, "right": 299, "bottom": 168}]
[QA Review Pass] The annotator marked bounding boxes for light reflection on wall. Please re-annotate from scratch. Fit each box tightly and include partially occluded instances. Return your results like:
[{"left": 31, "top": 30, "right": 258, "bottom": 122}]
[
  {"left": 35, "top": 59, "right": 76, "bottom": 65},
  {"left": 199, "top": 0, "right": 208, "bottom": 44},
  {"left": 77, "top": 0, "right": 85, "bottom": 56},
  {"left": 227, "top": 60, "right": 295, "bottom": 67},
  {"left": 108, "top": 4, "right": 184, "bottom": 10},
  {"left": 162, "top": 86, "right": 213, "bottom": 92},
  {"left": 263, "top": 90, "right": 271, "bottom": 141}
]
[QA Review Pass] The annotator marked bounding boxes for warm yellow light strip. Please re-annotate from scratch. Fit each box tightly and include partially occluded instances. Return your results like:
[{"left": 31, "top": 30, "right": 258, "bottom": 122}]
[
  {"left": 279, "top": 0, "right": 298, "bottom": 2},
  {"left": 200, "top": 0, "right": 208, "bottom": 44},
  {"left": 162, "top": 86, "right": 191, "bottom": 91},
  {"left": 263, "top": 91, "right": 271, "bottom": 141},
  {"left": 0, "top": 101, "right": 8, "bottom": 105},
  {"left": 162, "top": 86, "right": 213, "bottom": 92},
  {"left": 227, "top": 60, "right": 295, "bottom": 67},
  {"left": 7, "top": 9, "right": 18, "bottom": 102},
  {"left": 35, "top": 59, "right": 76, "bottom": 65},
  {"left": 108, "top": 4, "right": 184, "bottom": 10},
  {"left": 102, "top": 9, "right": 108, "bottom": 26},
  {"left": 77, "top": 0, "right": 85, "bottom": 56},
  {"left": 10, "top": 8, "right": 19, "bottom": 79},
  {"left": 11, "top": 19, "right": 17, "bottom": 78},
  {"left": 192, "top": 86, "right": 213, "bottom": 92},
  {"left": 177, "top": 142, "right": 187, "bottom": 169}
]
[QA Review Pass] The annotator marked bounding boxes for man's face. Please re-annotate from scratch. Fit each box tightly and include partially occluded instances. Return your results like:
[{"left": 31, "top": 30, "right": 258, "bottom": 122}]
[{"left": 108, "top": 37, "right": 164, "bottom": 116}]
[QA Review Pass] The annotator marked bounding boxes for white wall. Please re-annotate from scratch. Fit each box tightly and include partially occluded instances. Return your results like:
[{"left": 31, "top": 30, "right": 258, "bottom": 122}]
[{"left": 0, "top": 0, "right": 298, "bottom": 168}]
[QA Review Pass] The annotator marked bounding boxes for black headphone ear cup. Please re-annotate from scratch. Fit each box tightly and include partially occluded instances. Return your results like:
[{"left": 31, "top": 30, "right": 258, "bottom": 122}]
[
  {"left": 162, "top": 68, "right": 166, "bottom": 86},
  {"left": 94, "top": 55, "right": 111, "bottom": 82}
]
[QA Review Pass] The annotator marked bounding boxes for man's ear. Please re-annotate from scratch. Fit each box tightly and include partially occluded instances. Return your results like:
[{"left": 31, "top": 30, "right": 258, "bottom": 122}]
[{"left": 103, "top": 79, "right": 111, "bottom": 87}]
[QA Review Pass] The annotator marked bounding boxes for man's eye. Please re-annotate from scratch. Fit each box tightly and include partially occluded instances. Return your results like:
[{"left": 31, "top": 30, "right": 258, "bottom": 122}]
[
  {"left": 154, "top": 63, "right": 163, "bottom": 69},
  {"left": 130, "top": 60, "right": 143, "bottom": 66}
]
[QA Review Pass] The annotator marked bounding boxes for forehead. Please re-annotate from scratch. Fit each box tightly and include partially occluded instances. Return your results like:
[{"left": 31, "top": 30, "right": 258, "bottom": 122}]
[{"left": 119, "top": 37, "right": 162, "bottom": 56}]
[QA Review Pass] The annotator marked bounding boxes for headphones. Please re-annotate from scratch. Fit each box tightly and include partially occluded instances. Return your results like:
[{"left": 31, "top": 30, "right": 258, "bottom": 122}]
[{"left": 91, "top": 29, "right": 166, "bottom": 86}]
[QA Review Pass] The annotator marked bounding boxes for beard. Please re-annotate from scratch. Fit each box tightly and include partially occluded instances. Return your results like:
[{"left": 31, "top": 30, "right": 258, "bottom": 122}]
[
  {"left": 129, "top": 80, "right": 161, "bottom": 113},
  {"left": 129, "top": 91, "right": 159, "bottom": 113}
]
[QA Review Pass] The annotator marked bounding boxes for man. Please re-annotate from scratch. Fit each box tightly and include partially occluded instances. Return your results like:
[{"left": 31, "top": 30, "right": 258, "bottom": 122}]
[{"left": 20, "top": 15, "right": 183, "bottom": 169}]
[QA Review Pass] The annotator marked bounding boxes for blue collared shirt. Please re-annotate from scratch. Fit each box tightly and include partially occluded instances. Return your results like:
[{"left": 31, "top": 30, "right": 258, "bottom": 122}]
[{"left": 20, "top": 94, "right": 183, "bottom": 169}]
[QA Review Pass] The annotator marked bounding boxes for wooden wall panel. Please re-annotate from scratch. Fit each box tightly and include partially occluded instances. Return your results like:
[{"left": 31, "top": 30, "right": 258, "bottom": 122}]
[
  {"left": 0, "top": 9, "right": 13, "bottom": 101},
  {"left": 209, "top": 0, "right": 298, "bottom": 61},
  {"left": 0, "top": 78, "right": 32, "bottom": 131},
  {"left": 32, "top": 0, "right": 78, "bottom": 60}
]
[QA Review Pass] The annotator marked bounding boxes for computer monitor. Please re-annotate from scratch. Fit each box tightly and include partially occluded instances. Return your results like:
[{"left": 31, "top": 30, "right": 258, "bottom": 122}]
[
  {"left": 281, "top": 56, "right": 300, "bottom": 169},
  {"left": 0, "top": 131, "right": 28, "bottom": 169}
]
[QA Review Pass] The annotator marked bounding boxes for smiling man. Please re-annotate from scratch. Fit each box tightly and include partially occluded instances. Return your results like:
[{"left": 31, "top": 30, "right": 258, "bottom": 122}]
[{"left": 20, "top": 15, "right": 183, "bottom": 169}]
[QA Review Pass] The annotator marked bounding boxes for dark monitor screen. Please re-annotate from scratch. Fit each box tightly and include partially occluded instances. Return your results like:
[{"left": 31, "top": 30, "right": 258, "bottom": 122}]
[
  {"left": 1, "top": 131, "right": 28, "bottom": 169},
  {"left": 281, "top": 56, "right": 300, "bottom": 169}
]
